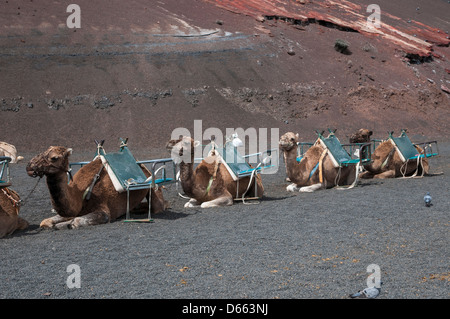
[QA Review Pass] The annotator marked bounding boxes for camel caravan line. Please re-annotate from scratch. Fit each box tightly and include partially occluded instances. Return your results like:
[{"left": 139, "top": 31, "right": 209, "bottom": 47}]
[{"left": 0, "top": 128, "right": 440, "bottom": 237}]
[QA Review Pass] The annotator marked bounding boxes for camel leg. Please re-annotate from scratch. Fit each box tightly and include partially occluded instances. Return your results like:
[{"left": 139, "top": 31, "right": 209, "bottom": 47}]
[
  {"left": 200, "top": 195, "right": 233, "bottom": 208},
  {"left": 68, "top": 211, "right": 110, "bottom": 229},
  {"left": 184, "top": 198, "right": 201, "bottom": 208},
  {"left": 299, "top": 183, "right": 323, "bottom": 192},
  {"left": 16, "top": 217, "right": 29, "bottom": 231},
  {"left": 359, "top": 171, "right": 375, "bottom": 179},
  {"left": 40, "top": 215, "right": 73, "bottom": 229},
  {"left": 373, "top": 170, "right": 396, "bottom": 179}
]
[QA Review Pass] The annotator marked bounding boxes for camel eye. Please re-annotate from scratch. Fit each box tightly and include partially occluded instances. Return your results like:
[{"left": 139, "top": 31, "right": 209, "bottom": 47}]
[
  {"left": 290, "top": 137, "right": 295, "bottom": 142},
  {"left": 50, "top": 156, "right": 59, "bottom": 162}
]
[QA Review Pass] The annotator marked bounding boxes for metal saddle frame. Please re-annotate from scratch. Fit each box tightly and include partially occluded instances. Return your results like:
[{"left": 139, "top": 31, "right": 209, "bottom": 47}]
[
  {"left": 202, "top": 138, "right": 278, "bottom": 202},
  {"left": 387, "top": 129, "right": 439, "bottom": 177},
  {"left": 294, "top": 129, "right": 372, "bottom": 189},
  {"left": 0, "top": 156, "right": 12, "bottom": 189},
  {"left": 314, "top": 129, "right": 372, "bottom": 167},
  {"left": 296, "top": 130, "right": 372, "bottom": 165},
  {"left": 388, "top": 129, "right": 439, "bottom": 162},
  {"left": 69, "top": 138, "right": 175, "bottom": 222}
]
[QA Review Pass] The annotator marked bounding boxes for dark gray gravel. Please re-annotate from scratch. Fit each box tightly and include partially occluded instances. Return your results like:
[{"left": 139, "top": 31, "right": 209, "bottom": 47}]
[{"left": 0, "top": 143, "right": 449, "bottom": 300}]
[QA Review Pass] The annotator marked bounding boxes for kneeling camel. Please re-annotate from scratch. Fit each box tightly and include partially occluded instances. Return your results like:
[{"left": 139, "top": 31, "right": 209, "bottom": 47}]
[
  {"left": 349, "top": 129, "right": 429, "bottom": 179},
  {"left": 26, "top": 146, "right": 167, "bottom": 229},
  {"left": 166, "top": 136, "right": 264, "bottom": 208},
  {"left": 280, "top": 132, "right": 360, "bottom": 192},
  {"left": 0, "top": 187, "right": 28, "bottom": 238}
]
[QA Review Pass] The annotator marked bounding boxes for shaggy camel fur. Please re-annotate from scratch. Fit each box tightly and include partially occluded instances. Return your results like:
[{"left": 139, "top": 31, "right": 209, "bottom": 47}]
[
  {"left": 26, "top": 146, "right": 167, "bottom": 229},
  {"left": 349, "top": 129, "right": 429, "bottom": 179},
  {"left": 0, "top": 187, "right": 28, "bottom": 238},
  {"left": 166, "top": 136, "right": 264, "bottom": 208},
  {"left": 279, "top": 132, "right": 359, "bottom": 192},
  {"left": 0, "top": 142, "right": 24, "bottom": 163}
]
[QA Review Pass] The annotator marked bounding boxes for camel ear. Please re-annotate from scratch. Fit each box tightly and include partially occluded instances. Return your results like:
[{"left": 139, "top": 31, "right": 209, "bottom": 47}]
[
  {"left": 295, "top": 133, "right": 299, "bottom": 138},
  {"left": 193, "top": 140, "right": 201, "bottom": 148},
  {"left": 65, "top": 148, "right": 73, "bottom": 156},
  {"left": 369, "top": 131, "right": 373, "bottom": 136}
]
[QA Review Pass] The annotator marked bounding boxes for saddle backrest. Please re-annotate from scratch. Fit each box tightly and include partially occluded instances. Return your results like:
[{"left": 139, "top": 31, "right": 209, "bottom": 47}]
[
  {"left": 316, "top": 132, "right": 352, "bottom": 167},
  {"left": 97, "top": 143, "right": 148, "bottom": 192},
  {"left": 206, "top": 142, "right": 256, "bottom": 181},
  {"left": 389, "top": 131, "right": 420, "bottom": 162},
  {"left": 0, "top": 156, "right": 11, "bottom": 188}
]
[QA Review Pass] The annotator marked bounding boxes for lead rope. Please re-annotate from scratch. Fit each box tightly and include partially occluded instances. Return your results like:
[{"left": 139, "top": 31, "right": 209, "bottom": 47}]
[
  {"left": 17, "top": 176, "right": 42, "bottom": 207},
  {"left": 241, "top": 162, "right": 262, "bottom": 205}
]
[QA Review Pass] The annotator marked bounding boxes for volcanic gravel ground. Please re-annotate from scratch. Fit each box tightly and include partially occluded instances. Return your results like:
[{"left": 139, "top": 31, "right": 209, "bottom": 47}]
[{"left": 0, "top": 143, "right": 449, "bottom": 300}]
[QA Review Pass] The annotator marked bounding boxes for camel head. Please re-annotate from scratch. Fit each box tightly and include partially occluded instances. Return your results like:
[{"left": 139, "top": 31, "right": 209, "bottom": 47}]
[
  {"left": 279, "top": 132, "right": 299, "bottom": 152},
  {"left": 166, "top": 136, "right": 200, "bottom": 165},
  {"left": 349, "top": 129, "right": 373, "bottom": 144},
  {"left": 26, "top": 146, "right": 73, "bottom": 178}
]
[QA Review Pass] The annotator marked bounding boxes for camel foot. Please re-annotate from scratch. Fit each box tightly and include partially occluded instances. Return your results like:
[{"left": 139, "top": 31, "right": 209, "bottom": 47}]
[
  {"left": 373, "top": 170, "right": 396, "bottom": 179},
  {"left": 299, "top": 183, "right": 323, "bottom": 192},
  {"left": 39, "top": 219, "right": 53, "bottom": 229},
  {"left": 286, "top": 183, "right": 300, "bottom": 192},
  {"left": 200, "top": 197, "right": 233, "bottom": 208},
  {"left": 40, "top": 216, "right": 73, "bottom": 229},
  {"left": 184, "top": 198, "right": 200, "bottom": 208},
  {"left": 359, "top": 171, "right": 374, "bottom": 179},
  {"left": 68, "top": 212, "right": 110, "bottom": 229},
  {"left": 17, "top": 217, "right": 29, "bottom": 231}
]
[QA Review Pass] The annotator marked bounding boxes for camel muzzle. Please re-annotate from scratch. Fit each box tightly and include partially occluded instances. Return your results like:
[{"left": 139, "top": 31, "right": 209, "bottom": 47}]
[{"left": 26, "top": 165, "right": 43, "bottom": 178}]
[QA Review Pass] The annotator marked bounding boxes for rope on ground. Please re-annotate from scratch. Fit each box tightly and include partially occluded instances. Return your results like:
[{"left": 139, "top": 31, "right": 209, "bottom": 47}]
[{"left": 241, "top": 163, "right": 262, "bottom": 205}]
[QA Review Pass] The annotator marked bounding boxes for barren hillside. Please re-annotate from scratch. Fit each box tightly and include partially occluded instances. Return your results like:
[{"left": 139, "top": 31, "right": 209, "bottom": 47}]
[{"left": 1, "top": 0, "right": 449, "bottom": 154}]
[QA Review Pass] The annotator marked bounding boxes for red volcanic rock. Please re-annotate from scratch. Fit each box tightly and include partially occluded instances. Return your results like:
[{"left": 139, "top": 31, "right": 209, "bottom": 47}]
[{"left": 205, "top": 0, "right": 449, "bottom": 58}]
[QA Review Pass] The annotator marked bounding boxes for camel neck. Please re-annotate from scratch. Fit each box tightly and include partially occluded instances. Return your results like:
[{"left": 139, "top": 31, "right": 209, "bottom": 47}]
[
  {"left": 284, "top": 148, "right": 306, "bottom": 184},
  {"left": 179, "top": 161, "right": 196, "bottom": 197},
  {"left": 46, "top": 172, "right": 81, "bottom": 217}
]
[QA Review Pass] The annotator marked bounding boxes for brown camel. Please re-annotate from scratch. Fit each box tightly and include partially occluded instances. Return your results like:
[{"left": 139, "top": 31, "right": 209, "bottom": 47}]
[
  {"left": 0, "top": 187, "right": 28, "bottom": 238},
  {"left": 349, "top": 129, "right": 429, "bottom": 179},
  {"left": 166, "top": 136, "right": 264, "bottom": 208},
  {"left": 26, "top": 146, "right": 167, "bottom": 229},
  {"left": 279, "top": 132, "right": 359, "bottom": 192},
  {"left": 0, "top": 142, "right": 24, "bottom": 163}
]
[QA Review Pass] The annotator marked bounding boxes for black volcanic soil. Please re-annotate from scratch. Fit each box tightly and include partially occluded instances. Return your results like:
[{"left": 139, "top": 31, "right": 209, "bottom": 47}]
[
  {"left": 0, "top": 0, "right": 449, "bottom": 301},
  {"left": 1, "top": 144, "right": 449, "bottom": 300}
]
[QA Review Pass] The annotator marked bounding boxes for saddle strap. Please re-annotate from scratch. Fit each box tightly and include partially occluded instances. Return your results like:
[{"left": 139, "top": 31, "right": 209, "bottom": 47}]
[
  {"left": 318, "top": 148, "right": 328, "bottom": 183},
  {"left": 1, "top": 188, "right": 20, "bottom": 214}
]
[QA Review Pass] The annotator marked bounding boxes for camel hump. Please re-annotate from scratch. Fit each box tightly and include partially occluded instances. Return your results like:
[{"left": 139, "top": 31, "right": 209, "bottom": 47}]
[{"left": 0, "top": 142, "right": 22, "bottom": 163}]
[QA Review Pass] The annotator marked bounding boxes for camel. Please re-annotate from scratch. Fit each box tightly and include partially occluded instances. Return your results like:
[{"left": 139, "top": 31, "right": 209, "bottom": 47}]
[
  {"left": 26, "top": 146, "right": 168, "bottom": 229},
  {"left": 0, "top": 187, "right": 28, "bottom": 238},
  {"left": 349, "top": 129, "right": 429, "bottom": 179},
  {"left": 166, "top": 136, "right": 264, "bottom": 208},
  {"left": 0, "top": 142, "right": 24, "bottom": 163},
  {"left": 279, "top": 132, "right": 359, "bottom": 192}
]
